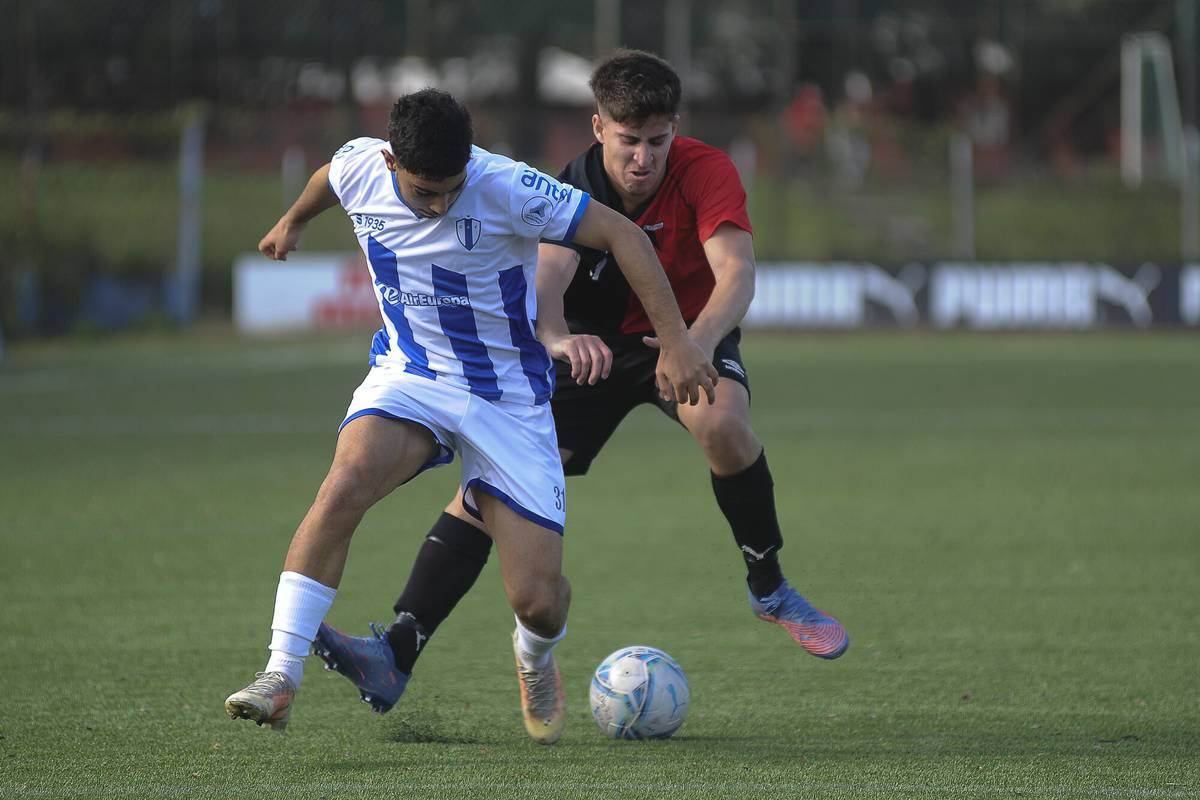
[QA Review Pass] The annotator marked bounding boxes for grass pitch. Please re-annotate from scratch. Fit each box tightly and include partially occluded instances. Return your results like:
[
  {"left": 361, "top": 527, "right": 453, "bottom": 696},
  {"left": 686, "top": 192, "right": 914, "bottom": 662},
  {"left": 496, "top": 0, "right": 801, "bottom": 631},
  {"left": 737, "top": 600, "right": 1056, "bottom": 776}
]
[{"left": 0, "top": 330, "right": 1197, "bottom": 799}]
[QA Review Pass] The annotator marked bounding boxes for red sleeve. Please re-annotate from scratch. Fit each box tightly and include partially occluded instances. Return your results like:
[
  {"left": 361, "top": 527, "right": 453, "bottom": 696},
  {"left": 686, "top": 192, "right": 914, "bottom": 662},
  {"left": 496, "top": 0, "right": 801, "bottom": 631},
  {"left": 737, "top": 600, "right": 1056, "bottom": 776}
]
[{"left": 682, "top": 147, "right": 752, "bottom": 243}]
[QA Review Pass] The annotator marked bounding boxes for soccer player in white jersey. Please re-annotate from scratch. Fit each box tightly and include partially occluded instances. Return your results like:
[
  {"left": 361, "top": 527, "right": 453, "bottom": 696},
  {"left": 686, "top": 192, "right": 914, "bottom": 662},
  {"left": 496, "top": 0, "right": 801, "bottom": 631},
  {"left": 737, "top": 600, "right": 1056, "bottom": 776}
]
[{"left": 223, "top": 89, "right": 717, "bottom": 744}]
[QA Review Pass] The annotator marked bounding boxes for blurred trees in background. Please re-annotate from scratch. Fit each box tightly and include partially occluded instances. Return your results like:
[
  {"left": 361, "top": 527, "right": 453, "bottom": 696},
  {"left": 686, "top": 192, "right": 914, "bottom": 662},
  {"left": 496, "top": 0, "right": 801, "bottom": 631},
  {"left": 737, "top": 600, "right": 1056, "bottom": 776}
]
[
  {"left": 5, "top": 1, "right": 1189, "bottom": 155},
  {"left": 0, "top": 0, "right": 1196, "bottom": 333}
]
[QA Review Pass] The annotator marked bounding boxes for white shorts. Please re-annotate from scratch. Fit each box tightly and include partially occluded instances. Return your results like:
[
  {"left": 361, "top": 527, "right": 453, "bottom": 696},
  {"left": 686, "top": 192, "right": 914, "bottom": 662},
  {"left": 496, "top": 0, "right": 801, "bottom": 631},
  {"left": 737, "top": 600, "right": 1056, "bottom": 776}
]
[{"left": 341, "top": 365, "right": 566, "bottom": 534}]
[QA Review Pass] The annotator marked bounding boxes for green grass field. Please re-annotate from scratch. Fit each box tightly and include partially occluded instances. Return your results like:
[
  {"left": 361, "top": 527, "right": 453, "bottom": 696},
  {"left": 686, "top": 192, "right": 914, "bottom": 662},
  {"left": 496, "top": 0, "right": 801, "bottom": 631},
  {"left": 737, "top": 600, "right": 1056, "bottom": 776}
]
[{"left": 1, "top": 331, "right": 1198, "bottom": 799}]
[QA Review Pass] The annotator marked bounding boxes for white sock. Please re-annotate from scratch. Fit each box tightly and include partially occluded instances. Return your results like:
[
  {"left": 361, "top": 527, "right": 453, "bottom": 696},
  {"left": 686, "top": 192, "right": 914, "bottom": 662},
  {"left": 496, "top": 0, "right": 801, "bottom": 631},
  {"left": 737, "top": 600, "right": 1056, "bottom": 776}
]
[
  {"left": 514, "top": 616, "right": 566, "bottom": 670},
  {"left": 264, "top": 571, "right": 337, "bottom": 688},
  {"left": 265, "top": 651, "right": 305, "bottom": 687}
]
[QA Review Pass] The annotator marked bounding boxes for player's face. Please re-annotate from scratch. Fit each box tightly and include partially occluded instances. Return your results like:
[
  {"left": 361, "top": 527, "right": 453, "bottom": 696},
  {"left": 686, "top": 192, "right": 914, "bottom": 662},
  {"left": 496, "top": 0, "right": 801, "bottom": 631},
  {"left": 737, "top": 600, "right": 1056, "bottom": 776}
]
[
  {"left": 382, "top": 151, "right": 467, "bottom": 219},
  {"left": 593, "top": 112, "right": 678, "bottom": 209}
]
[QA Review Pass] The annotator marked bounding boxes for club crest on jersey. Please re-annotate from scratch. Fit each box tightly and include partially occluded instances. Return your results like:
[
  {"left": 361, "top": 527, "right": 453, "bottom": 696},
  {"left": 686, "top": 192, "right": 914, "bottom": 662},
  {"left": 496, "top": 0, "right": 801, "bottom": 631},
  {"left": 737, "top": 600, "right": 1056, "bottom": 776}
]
[
  {"left": 456, "top": 216, "right": 482, "bottom": 250},
  {"left": 521, "top": 196, "right": 553, "bottom": 227}
]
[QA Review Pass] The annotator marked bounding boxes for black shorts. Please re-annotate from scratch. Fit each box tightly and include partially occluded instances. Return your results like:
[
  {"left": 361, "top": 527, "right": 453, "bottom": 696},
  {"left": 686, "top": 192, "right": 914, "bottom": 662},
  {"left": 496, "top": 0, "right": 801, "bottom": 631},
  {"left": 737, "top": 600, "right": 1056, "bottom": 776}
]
[{"left": 551, "top": 327, "right": 751, "bottom": 476}]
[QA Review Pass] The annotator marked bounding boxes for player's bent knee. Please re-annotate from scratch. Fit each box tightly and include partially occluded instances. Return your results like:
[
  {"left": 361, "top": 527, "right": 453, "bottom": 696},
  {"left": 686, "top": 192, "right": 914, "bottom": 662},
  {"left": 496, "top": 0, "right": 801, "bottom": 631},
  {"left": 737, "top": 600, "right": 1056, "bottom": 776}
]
[
  {"left": 313, "top": 467, "right": 379, "bottom": 519},
  {"left": 694, "top": 413, "right": 755, "bottom": 454}
]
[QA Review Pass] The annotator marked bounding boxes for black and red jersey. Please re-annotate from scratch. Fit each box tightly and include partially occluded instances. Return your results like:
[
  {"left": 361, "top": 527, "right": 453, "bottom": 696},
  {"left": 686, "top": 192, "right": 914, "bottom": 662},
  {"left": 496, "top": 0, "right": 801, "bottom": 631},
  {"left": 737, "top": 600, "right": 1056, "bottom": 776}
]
[{"left": 551, "top": 136, "right": 752, "bottom": 338}]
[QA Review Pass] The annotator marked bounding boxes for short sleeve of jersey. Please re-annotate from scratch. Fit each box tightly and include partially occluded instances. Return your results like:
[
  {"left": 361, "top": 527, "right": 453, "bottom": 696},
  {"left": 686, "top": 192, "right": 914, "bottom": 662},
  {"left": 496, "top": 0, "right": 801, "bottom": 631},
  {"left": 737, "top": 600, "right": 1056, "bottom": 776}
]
[
  {"left": 327, "top": 137, "right": 385, "bottom": 212},
  {"left": 537, "top": 164, "right": 588, "bottom": 252},
  {"left": 507, "top": 164, "right": 590, "bottom": 244},
  {"left": 683, "top": 148, "right": 752, "bottom": 243}
]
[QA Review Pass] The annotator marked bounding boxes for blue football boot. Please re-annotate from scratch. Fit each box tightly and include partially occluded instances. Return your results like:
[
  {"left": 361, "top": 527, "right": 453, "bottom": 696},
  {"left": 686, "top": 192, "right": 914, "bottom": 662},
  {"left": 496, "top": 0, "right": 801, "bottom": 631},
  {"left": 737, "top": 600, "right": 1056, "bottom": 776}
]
[
  {"left": 312, "top": 622, "right": 410, "bottom": 713},
  {"left": 749, "top": 580, "right": 849, "bottom": 660}
]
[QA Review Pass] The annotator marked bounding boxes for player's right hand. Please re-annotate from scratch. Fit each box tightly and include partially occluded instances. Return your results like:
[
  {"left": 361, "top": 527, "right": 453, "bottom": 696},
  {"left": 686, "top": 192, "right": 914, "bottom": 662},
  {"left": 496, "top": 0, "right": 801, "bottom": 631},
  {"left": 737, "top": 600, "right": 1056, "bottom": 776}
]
[
  {"left": 645, "top": 336, "right": 718, "bottom": 406},
  {"left": 258, "top": 217, "right": 304, "bottom": 261}
]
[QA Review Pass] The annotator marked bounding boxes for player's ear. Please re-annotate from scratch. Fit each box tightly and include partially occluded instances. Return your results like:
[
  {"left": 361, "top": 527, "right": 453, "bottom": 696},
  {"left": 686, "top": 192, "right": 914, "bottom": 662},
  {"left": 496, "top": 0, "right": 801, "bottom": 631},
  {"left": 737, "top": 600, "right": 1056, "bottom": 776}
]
[
  {"left": 380, "top": 149, "right": 397, "bottom": 171},
  {"left": 592, "top": 114, "right": 604, "bottom": 143}
]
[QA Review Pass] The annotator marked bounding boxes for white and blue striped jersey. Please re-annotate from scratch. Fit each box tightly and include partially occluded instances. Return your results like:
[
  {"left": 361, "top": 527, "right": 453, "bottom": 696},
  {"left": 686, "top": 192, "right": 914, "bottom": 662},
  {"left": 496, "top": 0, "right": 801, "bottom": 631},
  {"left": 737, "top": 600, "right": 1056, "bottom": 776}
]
[{"left": 328, "top": 138, "right": 591, "bottom": 406}]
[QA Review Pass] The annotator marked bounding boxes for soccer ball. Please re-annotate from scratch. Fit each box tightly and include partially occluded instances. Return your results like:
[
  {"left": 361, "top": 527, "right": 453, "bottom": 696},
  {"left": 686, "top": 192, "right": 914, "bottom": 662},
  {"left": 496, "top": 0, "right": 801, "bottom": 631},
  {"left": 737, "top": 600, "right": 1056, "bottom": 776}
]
[{"left": 588, "top": 645, "right": 690, "bottom": 739}]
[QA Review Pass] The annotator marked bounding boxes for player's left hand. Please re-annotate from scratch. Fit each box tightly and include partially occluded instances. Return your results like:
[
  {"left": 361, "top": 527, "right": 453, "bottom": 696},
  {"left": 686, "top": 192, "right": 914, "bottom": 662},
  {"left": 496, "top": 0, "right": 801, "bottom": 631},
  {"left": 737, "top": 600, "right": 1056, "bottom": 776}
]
[{"left": 545, "top": 334, "right": 613, "bottom": 385}]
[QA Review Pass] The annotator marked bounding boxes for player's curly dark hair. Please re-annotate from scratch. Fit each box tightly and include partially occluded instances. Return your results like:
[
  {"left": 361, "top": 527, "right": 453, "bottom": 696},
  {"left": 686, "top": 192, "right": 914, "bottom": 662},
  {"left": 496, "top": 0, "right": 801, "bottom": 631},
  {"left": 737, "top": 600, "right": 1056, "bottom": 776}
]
[
  {"left": 589, "top": 50, "right": 681, "bottom": 124},
  {"left": 386, "top": 89, "right": 473, "bottom": 180}
]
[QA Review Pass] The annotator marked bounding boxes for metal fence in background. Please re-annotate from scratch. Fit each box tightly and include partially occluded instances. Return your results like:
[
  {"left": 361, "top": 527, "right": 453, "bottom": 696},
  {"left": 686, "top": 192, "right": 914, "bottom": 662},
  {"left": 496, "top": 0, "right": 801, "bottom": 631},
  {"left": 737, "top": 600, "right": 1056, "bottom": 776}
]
[{"left": 1, "top": 0, "right": 1199, "bottom": 334}]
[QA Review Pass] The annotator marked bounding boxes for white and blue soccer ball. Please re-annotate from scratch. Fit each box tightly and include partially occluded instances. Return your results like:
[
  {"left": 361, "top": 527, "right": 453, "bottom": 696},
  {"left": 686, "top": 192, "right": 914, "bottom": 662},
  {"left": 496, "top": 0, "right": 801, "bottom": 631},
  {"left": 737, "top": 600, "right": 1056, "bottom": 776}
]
[{"left": 589, "top": 645, "right": 690, "bottom": 739}]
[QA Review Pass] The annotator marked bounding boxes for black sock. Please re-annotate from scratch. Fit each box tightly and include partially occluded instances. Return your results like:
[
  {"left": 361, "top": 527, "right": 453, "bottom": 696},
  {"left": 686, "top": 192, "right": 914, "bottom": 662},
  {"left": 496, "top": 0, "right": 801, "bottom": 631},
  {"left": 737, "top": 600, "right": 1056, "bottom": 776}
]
[
  {"left": 386, "top": 512, "right": 493, "bottom": 673},
  {"left": 711, "top": 449, "right": 785, "bottom": 598}
]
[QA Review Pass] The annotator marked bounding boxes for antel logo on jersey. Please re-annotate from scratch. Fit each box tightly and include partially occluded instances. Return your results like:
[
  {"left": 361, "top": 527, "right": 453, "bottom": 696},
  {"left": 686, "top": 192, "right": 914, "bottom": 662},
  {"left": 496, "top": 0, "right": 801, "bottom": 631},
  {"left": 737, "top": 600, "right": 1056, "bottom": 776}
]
[
  {"left": 521, "top": 196, "right": 554, "bottom": 227},
  {"left": 456, "top": 216, "right": 482, "bottom": 250},
  {"left": 379, "top": 286, "right": 470, "bottom": 308},
  {"left": 520, "top": 169, "right": 574, "bottom": 203},
  {"left": 519, "top": 169, "right": 572, "bottom": 226}
]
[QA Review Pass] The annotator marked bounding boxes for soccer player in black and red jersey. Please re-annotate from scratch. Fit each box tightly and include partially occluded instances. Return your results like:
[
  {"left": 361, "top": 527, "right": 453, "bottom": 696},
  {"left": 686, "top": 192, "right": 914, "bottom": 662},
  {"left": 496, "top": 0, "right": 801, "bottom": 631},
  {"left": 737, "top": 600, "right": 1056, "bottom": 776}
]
[{"left": 314, "top": 50, "right": 848, "bottom": 717}]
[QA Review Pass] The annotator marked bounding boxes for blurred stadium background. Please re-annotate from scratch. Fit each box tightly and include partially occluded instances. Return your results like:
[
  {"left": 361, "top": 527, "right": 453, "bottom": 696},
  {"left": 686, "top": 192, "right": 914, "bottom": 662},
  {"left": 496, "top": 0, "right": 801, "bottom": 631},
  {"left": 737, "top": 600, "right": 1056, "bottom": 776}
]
[{"left": 2, "top": 0, "right": 1199, "bottom": 339}]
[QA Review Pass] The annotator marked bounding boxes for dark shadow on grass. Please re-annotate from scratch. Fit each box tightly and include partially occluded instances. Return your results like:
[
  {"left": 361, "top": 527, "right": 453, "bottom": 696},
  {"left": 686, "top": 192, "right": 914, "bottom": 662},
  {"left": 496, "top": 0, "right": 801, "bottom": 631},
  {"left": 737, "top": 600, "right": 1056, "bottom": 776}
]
[{"left": 382, "top": 714, "right": 483, "bottom": 745}]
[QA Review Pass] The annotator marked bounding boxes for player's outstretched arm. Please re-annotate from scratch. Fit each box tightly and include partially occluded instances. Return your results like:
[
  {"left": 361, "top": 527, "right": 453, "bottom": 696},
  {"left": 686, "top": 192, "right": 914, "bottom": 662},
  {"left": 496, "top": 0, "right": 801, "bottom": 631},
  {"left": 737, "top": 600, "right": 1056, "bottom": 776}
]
[
  {"left": 534, "top": 244, "right": 613, "bottom": 385},
  {"left": 571, "top": 202, "right": 717, "bottom": 405},
  {"left": 646, "top": 223, "right": 756, "bottom": 360},
  {"left": 258, "top": 163, "right": 340, "bottom": 261}
]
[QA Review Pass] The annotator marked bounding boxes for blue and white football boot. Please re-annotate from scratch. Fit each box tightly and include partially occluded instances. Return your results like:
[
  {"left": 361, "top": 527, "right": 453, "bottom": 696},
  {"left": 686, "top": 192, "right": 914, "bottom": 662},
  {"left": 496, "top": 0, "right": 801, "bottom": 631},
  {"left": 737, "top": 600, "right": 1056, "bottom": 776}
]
[
  {"left": 749, "top": 580, "right": 849, "bottom": 660},
  {"left": 312, "top": 622, "right": 410, "bottom": 713}
]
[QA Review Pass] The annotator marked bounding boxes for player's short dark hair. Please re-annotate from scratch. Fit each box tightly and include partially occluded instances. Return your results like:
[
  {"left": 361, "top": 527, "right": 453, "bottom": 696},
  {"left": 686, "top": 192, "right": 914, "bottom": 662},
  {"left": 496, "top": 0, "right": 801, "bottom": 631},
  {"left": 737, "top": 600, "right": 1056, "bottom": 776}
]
[
  {"left": 589, "top": 50, "right": 682, "bottom": 124},
  {"left": 386, "top": 89, "right": 473, "bottom": 180}
]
